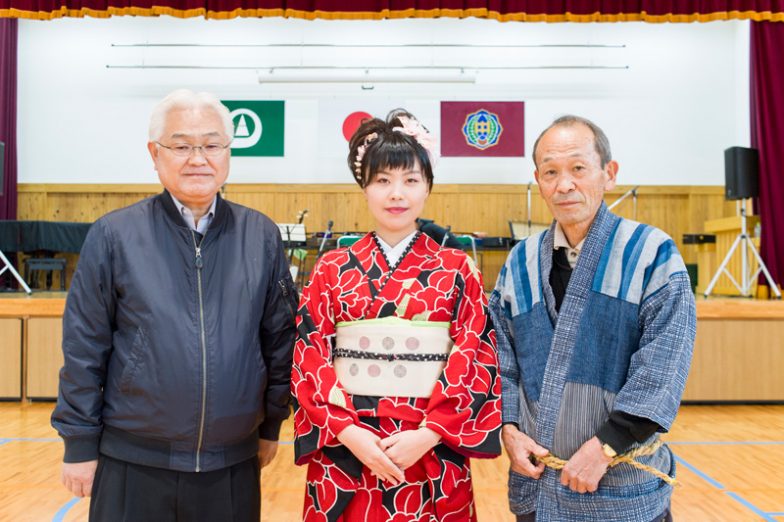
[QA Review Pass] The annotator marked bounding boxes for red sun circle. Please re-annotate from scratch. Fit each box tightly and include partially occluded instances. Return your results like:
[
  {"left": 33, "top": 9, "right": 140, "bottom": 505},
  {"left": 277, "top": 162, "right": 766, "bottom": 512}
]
[{"left": 342, "top": 111, "right": 373, "bottom": 142}]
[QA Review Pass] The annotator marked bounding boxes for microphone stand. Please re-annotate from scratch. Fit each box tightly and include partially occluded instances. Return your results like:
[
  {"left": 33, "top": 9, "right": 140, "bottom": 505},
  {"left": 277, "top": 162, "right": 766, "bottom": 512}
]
[
  {"left": 318, "top": 220, "right": 334, "bottom": 258},
  {"left": 440, "top": 226, "right": 452, "bottom": 248}
]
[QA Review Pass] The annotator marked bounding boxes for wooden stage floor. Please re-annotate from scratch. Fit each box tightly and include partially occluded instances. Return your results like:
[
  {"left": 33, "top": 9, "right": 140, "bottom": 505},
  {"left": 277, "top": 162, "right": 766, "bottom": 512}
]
[{"left": 0, "top": 403, "right": 782, "bottom": 521}]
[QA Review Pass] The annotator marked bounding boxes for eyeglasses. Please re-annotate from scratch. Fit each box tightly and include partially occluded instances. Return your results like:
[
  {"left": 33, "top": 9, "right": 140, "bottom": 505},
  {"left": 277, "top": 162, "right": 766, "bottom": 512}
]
[{"left": 155, "top": 142, "right": 231, "bottom": 157}]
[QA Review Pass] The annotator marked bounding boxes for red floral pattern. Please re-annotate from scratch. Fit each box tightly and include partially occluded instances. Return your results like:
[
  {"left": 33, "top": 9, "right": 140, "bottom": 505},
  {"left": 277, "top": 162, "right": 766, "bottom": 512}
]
[{"left": 292, "top": 233, "right": 501, "bottom": 521}]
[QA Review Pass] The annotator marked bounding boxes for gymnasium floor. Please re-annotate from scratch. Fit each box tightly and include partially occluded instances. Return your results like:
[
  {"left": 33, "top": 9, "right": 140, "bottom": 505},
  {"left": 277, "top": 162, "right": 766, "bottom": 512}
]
[{"left": 0, "top": 403, "right": 782, "bottom": 521}]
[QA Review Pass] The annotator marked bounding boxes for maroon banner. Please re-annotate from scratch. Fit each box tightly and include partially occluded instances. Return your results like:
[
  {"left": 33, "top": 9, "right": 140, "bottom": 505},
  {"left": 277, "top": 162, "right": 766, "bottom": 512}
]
[
  {"left": 440, "top": 101, "right": 524, "bottom": 157},
  {"left": 2, "top": 0, "right": 784, "bottom": 21}
]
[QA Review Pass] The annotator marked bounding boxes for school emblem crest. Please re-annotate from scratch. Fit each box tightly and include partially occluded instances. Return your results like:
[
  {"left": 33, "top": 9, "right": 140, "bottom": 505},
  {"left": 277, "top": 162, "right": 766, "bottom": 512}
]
[{"left": 461, "top": 109, "right": 503, "bottom": 150}]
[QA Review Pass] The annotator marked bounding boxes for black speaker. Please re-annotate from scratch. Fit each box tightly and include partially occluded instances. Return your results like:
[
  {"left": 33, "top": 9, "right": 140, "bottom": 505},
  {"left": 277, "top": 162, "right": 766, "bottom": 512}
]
[{"left": 724, "top": 146, "right": 759, "bottom": 200}]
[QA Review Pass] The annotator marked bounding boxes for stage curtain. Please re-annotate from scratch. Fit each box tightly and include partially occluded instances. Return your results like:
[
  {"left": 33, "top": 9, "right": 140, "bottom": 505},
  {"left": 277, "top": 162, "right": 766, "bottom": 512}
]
[
  {"left": 751, "top": 20, "right": 784, "bottom": 291},
  {"left": 0, "top": 18, "right": 16, "bottom": 221},
  {"left": 2, "top": 0, "right": 784, "bottom": 21}
]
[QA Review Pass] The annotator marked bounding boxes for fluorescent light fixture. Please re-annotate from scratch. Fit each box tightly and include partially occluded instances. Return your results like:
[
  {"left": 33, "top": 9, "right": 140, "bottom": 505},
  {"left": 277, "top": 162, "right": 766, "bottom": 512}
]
[{"left": 257, "top": 70, "right": 476, "bottom": 84}]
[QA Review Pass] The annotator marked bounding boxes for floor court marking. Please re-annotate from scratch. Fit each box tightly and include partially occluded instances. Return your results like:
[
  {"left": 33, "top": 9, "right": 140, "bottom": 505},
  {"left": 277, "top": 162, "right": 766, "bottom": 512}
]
[
  {"left": 44, "top": 440, "right": 296, "bottom": 520},
  {"left": 668, "top": 441, "right": 784, "bottom": 446},
  {"left": 673, "top": 454, "right": 778, "bottom": 521},
  {"left": 52, "top": 497, "right": 80, "bottom": 522},
  {"left": 0, "top": 437, "right": 287, "bottom": 444},
  {"left": 672, "top": 454, "right": 724, "bottom": 489},
  {"left": 7, "top": 439, "right": 777, "bottom": 520},
  {"left": 725, "top": 492, "right": 778, "bottom": 522},
  {"left": 0, "top": 437, "right": 61, "bottom": 442}
]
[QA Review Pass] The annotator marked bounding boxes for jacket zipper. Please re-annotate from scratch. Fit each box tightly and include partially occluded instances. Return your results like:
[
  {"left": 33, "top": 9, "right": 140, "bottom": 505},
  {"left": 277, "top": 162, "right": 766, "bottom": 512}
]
[
  {"left": 278, "top": 279, "right": 297, "bottom": 318},
  {"left": 192, "top": 230, "right": 208, "bottom": 472}
]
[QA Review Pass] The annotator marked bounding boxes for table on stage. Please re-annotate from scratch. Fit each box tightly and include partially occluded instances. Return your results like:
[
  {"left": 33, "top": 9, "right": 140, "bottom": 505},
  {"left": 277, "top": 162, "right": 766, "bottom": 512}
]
[{"left": 0, "top": 220, "right": 92, "bottom": 290}]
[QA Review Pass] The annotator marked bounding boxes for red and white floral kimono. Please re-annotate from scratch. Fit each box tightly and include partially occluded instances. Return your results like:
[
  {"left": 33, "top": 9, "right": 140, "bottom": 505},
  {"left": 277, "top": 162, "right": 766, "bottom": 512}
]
[{"left": 291, "top": 232, "right": 502, "bottom": 522}]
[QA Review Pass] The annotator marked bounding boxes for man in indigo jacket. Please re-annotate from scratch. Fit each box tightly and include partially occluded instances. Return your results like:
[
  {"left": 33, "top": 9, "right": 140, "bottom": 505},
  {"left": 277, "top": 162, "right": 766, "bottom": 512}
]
[
  {"left": 51, "top": 89, "right": 298, "bottom": 521},
  {"left": 489, "top": 115, "right": 696, "bottom": 522}
]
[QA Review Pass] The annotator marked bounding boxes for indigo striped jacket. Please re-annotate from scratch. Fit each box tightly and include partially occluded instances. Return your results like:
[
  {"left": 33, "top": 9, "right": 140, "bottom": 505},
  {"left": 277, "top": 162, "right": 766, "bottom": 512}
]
[{"left": 489, "top": 203, "right": 696, "bottom": 521}]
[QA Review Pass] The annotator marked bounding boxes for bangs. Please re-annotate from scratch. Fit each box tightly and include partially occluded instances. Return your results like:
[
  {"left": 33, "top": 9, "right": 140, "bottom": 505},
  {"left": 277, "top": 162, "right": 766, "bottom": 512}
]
[{"left": 366, "top": 138, "right": 422, "bottom": 177}]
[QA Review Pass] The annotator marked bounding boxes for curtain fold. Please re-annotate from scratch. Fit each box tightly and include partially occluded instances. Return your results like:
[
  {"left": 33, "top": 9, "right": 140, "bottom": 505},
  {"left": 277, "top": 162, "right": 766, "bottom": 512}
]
[
  {"left": 750, "top": 21, "right": 784, "bottom": 291},
  {"left": 0, "top": 18, "right": 16, "bottom": 221},
  {"left": 2, "top": 0, "right": 784, "bottom": 21}
]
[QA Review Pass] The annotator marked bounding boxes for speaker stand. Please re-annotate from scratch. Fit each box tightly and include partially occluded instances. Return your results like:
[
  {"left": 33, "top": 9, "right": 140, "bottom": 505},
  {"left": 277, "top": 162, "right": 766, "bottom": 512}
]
[
  {"left": 0, "top": 249, "right": 32, "bottom": 294},
  {"left": 703, "top": 199, "right": 781, "bottom": 299}
]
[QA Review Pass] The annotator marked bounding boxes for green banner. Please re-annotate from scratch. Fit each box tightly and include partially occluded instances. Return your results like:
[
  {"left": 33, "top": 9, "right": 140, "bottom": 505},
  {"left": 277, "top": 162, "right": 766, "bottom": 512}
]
[{"left": 222, "top": 100, "right": 284, "bottom": 157}]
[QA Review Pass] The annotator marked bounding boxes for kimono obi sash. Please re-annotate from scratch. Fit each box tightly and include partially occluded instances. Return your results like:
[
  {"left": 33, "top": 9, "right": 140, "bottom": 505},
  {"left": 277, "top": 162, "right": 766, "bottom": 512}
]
[{"left": 333, "top": 317, "right": 454, "bottom": 398}]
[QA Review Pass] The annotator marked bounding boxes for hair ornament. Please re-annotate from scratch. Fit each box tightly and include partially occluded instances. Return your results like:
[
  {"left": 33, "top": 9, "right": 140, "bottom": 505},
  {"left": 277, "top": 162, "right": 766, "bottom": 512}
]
[
  {"left": 392, "top": 115, "right": 439, "bottom": 167},
  {"left": 353, "top": 132, "right": 378, "bottom": 181}
]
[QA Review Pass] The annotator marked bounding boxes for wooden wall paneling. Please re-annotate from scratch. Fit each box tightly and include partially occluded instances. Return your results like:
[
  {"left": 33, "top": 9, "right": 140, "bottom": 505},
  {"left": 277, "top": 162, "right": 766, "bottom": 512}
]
[
  {"left": 683, "top": 318, "right": 784, "bottom": 401},
  {"left": 26, "top": 318, "right": 64, "bottom": 400},
  {"left": 16, "top": 191, "right": 47, "bottom": 220},
  {"left": 17, "top": 184, "right": 733, "bottom": 291},
  {"left": 0, "top": 318, "right": 22, "bottom": 399}
]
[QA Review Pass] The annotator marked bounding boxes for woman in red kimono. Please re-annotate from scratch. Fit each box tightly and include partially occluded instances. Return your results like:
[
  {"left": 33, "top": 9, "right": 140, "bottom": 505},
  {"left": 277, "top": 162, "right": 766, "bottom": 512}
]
[{"left": 291, "top": 109, "right": 501, "bottom": 522}]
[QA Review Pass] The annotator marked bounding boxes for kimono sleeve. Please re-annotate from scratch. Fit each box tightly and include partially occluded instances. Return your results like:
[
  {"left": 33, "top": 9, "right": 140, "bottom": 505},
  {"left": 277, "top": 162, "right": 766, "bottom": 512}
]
[
  {"left": 291, "top": 254, "right": 359, "bottom": 465},
  {"left": 613, "top": 240, "right": 696, "bottom": 432},
  {"left": 422, "top": 255, "right": 502, "bottom": 458},
  {"left": 488, "top": 262, "right": 522, "bottom": 427}
]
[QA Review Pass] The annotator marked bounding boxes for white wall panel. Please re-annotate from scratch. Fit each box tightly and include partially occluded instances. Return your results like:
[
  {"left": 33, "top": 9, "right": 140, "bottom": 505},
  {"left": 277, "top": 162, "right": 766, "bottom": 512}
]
[{"left": 17, "top": 17, "right": 750, "bottom": 185}]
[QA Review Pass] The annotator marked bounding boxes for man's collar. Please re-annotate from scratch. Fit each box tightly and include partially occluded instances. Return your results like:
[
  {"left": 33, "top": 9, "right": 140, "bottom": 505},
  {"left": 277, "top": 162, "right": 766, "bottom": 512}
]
[
  {"left": 553, "top": 221, "right": 586, "bottom": 252},
  {"left": 168, "top": 192, "right": 217, "bottom": 218}
]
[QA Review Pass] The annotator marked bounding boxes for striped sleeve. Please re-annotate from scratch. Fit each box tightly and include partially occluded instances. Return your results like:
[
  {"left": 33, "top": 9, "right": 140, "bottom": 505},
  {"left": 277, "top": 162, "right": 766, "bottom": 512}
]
[{"left": 489, "top": 263, "right": 521, "bottom": 426}]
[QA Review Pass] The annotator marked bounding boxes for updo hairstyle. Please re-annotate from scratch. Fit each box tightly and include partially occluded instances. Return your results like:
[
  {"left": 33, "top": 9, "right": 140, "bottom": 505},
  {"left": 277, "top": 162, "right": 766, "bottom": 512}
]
[{"left": 347, "top": 109, "right": 434, "bottom": 191}]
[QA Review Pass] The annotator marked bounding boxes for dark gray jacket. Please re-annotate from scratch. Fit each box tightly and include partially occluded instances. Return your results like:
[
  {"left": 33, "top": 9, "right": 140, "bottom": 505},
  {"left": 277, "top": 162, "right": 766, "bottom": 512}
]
[{"left": 51, "top": 191, "right": 298, "bottom": 472}]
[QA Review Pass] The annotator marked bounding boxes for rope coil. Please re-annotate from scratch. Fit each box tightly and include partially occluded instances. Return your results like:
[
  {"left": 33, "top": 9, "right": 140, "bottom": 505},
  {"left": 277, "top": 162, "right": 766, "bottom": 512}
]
[{"left": 535, "top": 440, "right": 678, "bottom": 487}]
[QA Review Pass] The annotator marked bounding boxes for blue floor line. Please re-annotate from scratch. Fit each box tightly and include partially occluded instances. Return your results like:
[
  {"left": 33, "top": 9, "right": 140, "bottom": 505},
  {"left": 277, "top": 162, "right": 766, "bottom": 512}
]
[
  {"left": 673, "top": 453, "right": 777, "bottom": 522},
  {"left": 668, "top": 441, "right": 784, "bottom": 446},
  {"left": 725, "top": 492, "right": 777, "bottom": 522},
  {"left": 672, "top": 454, "right": 725, "bottom": 489},
  {"left": 0, "top": 437, "right": 61, "bottom": 442},
  {"left": 0, "top": 437, "right": 295, "bottom": 444},
  {"left": 52, "top": 497, "right": 80, "bottom": 522},
  {"left": 767, "top": 512, "right": 784, "bottom": 516}
]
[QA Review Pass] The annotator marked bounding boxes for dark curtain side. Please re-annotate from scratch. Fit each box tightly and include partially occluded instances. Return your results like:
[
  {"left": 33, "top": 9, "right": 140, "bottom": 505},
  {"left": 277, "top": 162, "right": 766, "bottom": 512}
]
[
  {"left": 751, "top": 21, "right": 784, "bottom": 290},
  {"left": 0, "top": 18, "right": 17, "bottom": 221}
]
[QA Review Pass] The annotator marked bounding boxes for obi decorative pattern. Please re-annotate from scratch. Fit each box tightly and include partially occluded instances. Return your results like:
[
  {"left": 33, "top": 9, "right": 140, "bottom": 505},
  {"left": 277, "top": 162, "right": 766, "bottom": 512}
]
[{"left": 333, "top": 317, "right": 453, "bottom": 398}]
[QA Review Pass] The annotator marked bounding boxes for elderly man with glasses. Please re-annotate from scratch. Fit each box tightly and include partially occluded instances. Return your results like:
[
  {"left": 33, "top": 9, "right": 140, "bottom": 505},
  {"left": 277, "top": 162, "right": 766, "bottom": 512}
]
[{"left": 51, "top": 89, "right": 298, "bottom": 521}]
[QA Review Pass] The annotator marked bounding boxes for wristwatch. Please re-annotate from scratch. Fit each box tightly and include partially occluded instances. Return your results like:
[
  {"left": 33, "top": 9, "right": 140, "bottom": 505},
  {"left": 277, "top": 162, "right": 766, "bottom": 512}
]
[{"left": 601, "top": 442, "right": 618, "bottom": 459}]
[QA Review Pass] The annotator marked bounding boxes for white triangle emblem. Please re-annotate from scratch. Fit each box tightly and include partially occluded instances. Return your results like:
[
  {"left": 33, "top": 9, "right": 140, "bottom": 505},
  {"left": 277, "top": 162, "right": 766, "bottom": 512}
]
[{"left": 235, "top": 115, "right": 251, "bottom": 137}]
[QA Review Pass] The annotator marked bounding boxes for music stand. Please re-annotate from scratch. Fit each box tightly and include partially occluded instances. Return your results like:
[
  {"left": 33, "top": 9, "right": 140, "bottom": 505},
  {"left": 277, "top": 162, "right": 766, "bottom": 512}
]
[
  {"left": 277, "top": 223, "right": 307, "bottom": 247},
  {"left": 278, "top": 223, "right": 307, "bottom": 281}
]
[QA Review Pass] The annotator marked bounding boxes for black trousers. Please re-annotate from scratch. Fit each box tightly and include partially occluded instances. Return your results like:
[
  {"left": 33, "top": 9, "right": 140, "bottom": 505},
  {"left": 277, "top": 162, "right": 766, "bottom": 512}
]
[
  {"left": 516, "top": 506, "right": 673, "bottom": 522},
  {"left": 89, "top": 455, "right": 260, "bottom": 522}
]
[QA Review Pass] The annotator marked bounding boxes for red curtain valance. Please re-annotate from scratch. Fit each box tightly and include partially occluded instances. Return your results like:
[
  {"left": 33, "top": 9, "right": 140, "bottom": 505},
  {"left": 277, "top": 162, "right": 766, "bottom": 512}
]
[{"left": 2, "top": 1, "right": 784, "bottom": 21}]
